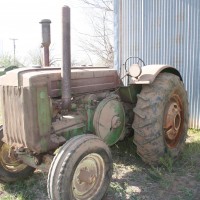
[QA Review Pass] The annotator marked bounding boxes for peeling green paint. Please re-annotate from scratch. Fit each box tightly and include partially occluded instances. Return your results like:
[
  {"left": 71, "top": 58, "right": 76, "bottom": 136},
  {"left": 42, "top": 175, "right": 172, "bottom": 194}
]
[
  {"left": 39, "top": 137, "right": 49, "bottom": 152},
  {"left": 93, "top": 96, "right": 125, "bottom": 146},
  {"left": 85, "top": 104, "right": 95, "bottom": 133},
  {"left": 119, "top": 85, "right": 141, "bottom": 104},
  {"left": 63, "top": 125, "right": 86, "bottom": 140},
  {"left": 37, "top": 87, "right": 51, "bottom": 136}
]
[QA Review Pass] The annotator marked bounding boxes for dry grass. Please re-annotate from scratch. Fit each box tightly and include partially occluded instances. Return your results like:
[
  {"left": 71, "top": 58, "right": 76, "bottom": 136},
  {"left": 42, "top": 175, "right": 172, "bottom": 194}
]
[{"left": 0, "top": 129, "right": 199, "bottom": 200}]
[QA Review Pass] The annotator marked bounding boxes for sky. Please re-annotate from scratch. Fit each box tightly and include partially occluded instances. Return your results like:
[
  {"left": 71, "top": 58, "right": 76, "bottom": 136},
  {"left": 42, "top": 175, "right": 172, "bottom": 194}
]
[{"left": 0, "top": 0, "right": 92, "bottom": 65}]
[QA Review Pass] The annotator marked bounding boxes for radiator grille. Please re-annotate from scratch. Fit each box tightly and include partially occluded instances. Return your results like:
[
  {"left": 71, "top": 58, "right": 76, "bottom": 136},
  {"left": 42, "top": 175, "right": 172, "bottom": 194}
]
[{"left": 1, "top": 86, "right": 27, "bottom": 147}]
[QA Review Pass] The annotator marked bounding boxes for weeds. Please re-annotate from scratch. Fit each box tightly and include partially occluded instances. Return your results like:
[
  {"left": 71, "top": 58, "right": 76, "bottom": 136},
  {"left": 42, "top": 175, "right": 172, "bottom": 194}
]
[
  {"left": 147, "top": 166, "right": 173, "bottom": 191},
  {"left": 147, "top": 166, "right": 163, "bottom": 181},
  {"left": 0, "top": 130, "right": 199, "bottom": 199},
  {"left": 109, "top": 182, "right": 138, "bottom": 200},
  {"left": 176, "top": 130, "right": 200, "bottom": 171},
  {"left": 0, "top": 171, "right": 48, "bottom": 200},
  {"left": 160, "top": 178, "right": 172, "bottom": 190},
  {"left": 159, "top": 154, "right": 174, "bottom": 173},
  {"left": 109, "top": 182, "right": 127, "bottom": 199},
  {"left": 196, "top": 171, "right": 200, "bottom": 181},
  {"left": 180, "top": 187, "right": 194, "bottom": 200}
]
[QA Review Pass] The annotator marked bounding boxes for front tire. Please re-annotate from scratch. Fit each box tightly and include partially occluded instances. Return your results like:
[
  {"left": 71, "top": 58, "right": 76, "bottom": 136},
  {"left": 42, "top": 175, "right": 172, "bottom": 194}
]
[
  {"left": 47, "top": 134, "right": 113, "bottom": 200},
  {"left": 0, "top": 125, "right": 34, "bottom": 182},
  {"left": 133, "top": 73, "right": 189, "bottom": 164}
]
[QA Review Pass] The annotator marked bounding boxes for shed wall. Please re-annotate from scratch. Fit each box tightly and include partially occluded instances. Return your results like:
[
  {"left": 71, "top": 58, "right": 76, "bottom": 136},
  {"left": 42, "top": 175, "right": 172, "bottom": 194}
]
[{"left": 114, "top": 0, "right": 200, "bottom": 129}]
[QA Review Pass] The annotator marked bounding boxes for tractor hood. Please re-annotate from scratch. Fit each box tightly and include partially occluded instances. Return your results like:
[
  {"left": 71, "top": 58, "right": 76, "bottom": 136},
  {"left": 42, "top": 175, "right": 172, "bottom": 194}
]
[{"left": 0, "top": 67, "right": 120, "bottom": 96}]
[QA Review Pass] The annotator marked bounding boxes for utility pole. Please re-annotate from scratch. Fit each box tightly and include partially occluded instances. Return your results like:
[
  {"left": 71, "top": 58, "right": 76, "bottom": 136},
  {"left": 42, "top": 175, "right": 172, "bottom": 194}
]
[{"left": 10, "top": 38, "right": 18, "bottom": 65}]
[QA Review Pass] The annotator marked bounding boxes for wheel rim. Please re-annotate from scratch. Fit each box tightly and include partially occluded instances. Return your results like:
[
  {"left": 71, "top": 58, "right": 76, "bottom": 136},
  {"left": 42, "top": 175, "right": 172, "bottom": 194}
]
[
  {"left": 72, "top": 153, "right": 105, "bottom": 199},
  {"left": 164, "top": 94, "right": 184, "bottom": 148},
  {"left": 0, "top": 144, "right": 27, "bottom": 172}
]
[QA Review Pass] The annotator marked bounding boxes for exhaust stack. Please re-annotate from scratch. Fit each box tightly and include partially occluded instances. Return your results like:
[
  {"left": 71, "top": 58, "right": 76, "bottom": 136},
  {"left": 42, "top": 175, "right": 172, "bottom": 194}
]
[
  {"left": 40, "top": 19, "right": 51, "bottom": 67},
  {"left": 62, "top": 6, "right": 71, "bottom": 111}
]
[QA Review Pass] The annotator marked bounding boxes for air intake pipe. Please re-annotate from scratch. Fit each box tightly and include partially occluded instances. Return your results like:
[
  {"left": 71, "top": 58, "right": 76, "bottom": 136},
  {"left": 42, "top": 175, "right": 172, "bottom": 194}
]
[
  {"left": 61, "top": 6, "right": 71, "bottom": 111},
  {"left": 40, "top": 19, "right": 51, "bottom": 67}
]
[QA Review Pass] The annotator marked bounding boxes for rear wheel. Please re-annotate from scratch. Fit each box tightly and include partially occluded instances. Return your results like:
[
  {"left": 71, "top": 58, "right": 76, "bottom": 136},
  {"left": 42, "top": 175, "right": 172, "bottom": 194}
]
[
  {"left": 47, "top": 134, "right": 113, "bottom": 200},
  {"left": 0, "top": 125, "right": 34, "bottom": 182},
  {"left": 133, "top": 73, "right": 189, "bottom": 164}
]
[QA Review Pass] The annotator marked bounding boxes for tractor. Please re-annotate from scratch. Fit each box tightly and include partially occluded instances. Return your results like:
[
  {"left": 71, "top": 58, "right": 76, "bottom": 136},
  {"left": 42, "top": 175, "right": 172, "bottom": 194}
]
[{"left": 0, "top": 6, "right": 188, "bottom": 200}]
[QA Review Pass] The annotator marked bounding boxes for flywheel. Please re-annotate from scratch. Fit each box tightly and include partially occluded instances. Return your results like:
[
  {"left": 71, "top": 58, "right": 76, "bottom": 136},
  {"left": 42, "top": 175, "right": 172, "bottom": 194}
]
[{"left": 93, "top": 95, "right": 125, "bottom": 146}]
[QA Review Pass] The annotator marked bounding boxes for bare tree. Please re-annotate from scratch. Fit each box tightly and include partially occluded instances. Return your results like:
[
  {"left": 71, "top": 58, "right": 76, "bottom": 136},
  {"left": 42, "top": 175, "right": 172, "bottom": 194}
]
[
  {"left": 28, "top": 45, "right": 60, "bottom": 67},
  {"left": 28, "top": 48, "right": 43, "bottom": 66},
  {"left": 78, "top": 0, "right": 114, "bottom": 67},
  {"left": 81, "top": 0, "right": 113, "bottom": 11}
]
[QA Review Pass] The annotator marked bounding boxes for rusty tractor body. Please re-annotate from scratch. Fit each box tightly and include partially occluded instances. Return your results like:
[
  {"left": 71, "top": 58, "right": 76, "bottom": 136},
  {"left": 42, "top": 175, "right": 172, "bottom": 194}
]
[{"left": 0, "top": 6, "right": 188, "bottom": 200}]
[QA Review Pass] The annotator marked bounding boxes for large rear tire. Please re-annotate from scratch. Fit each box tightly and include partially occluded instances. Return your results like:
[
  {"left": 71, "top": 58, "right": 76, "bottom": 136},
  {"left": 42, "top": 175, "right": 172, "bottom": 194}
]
[
  {"left": 0, "top": 125, "right": 34, "bottom": 182},
  {"left": 47, "top": 134, "right": 113, "bottom": 200},
  {"left": 133, "top": 73, "right": 189, "bottom": 164}
]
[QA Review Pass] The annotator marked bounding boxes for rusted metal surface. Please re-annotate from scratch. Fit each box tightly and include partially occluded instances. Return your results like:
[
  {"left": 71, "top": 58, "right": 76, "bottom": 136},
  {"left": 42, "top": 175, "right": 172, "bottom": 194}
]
[
  {"left": 0, "top": 67, "right": 120, "bottom": 153},
  {"left": 93, "top": 95, "right": 125, "bottom": 146},
  {"left": 163, "top": 92, "right": 184, "bottom": 148},
  {"left": 0, "top": 143, "right": 27, "bottom": 172},
  {"left": 43, "top": 46, "right": 50, "bottom": 66},
  {"left": 62, "top": 6, "right": 71, "bottom": 110},
  {"left": 52, "top": 115, "right": 85, "bottom": 134},
  {"left": 40, "top": 19, "right": 51, "bottom": 66},
  {"left": 0, "top": 67, "right": 120, "bottom": 93},
  {"left": 72, "top": 153, "right": 105, "bottom": 199},
  {"left": 0, "top": 85, "right": 59, "bottom": 153},
  {"left": 17, "top": 153, "right": 53, "bottom": 172}
]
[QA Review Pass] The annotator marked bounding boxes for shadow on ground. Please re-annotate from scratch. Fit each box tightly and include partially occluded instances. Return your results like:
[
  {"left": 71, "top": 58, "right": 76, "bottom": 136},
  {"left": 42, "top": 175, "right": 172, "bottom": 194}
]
[{"left": 0, "top": 133, "right": 200, "bottom": 200}]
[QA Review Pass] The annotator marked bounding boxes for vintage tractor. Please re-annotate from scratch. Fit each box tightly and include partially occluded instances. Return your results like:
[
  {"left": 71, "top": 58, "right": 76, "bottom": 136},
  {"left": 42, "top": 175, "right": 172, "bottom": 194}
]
[{"left": 0, "top": 6, "right": 188, "bottom": 200}]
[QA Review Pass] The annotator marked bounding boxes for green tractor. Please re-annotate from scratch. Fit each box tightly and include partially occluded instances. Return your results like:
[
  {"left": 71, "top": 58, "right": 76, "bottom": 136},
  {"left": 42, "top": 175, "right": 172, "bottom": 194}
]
[{"left": 0, "top": 6, "right": 188, "bottom": 200}]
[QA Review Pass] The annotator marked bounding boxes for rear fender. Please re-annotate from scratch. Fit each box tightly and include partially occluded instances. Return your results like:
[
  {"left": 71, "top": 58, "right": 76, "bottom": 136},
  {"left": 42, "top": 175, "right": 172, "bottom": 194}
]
[{"left": 129, "top": 65, "right": 182, "bottom": 84}]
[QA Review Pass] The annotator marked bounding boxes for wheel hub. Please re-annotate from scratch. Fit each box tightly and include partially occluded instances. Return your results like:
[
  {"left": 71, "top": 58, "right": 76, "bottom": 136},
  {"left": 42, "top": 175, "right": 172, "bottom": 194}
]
[
  {"left": 164, "top": 95, "right": 183, "bottom": 148},
  {"left": 111, "top": 115, "right": 121, "bottom": 129},
  {"left": 77, "top": 167, "right": 96, "bottom": 185},
  {"left": 0, "top": 144, "right": 27, "bottom": 172},
  {"left": 72, "top": 153, "right": 105, "bottom": 199}
]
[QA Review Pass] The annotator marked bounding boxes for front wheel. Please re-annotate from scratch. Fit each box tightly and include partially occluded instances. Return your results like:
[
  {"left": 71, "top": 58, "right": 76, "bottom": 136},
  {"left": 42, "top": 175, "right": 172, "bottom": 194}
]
[
  {"left": 47, "top": 134, "right": 113, "bottom": 200},
  {"left": 0, "top": 125, "right": 34, "bottom": 182},
  {"left": 133, "top": 73, "right": 189, "bottom": 164}
]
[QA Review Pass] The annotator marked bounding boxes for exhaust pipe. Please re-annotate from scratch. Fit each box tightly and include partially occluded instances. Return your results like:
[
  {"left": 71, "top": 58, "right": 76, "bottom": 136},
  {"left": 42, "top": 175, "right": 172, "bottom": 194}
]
[
  {"left": 40, "top": 19, "right": 51, "bottom": 67},
  {"left": 62, "top": 6, "right": 71, "bottom": 111}
]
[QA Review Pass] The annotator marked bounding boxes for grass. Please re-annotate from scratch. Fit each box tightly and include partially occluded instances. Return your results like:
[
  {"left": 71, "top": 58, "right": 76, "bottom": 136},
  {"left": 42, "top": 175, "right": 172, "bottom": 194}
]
[
  {"left": 0, "top": 120, "right": 199, "bottom": 199},
  {"left": 106, "top": 129, "right": 200, "bottom": 199},
  {"left": 0, "top": 171, "right": 48, "bottom": 200}
]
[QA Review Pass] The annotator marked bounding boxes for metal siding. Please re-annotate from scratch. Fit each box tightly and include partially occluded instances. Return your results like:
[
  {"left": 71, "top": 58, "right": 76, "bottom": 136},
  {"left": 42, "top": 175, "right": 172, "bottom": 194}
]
[
  {"left": 114, "top": 0, "right": 200, "bottom": 129},
  {"left": 114, "top": 0, "right": 120, "bottom": 72}
]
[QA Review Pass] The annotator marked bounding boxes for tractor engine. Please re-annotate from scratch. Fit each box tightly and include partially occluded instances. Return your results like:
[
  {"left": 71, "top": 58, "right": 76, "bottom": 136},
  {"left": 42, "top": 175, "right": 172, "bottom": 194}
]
[{"left": 0, "top": 67, "right": 125, "bottom": 154}]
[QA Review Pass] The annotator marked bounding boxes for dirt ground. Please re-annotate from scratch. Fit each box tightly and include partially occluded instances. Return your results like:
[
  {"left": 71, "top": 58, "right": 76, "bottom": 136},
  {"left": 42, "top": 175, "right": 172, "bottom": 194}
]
[
  {"left": 104, "top": 130, "right": 200, "bottom": 200},
  {"left": 0, "top": 130, "right": 199, "bottom": 200},
  {"left": 105, "top": 144, "right": 200, "bottom": 199}
]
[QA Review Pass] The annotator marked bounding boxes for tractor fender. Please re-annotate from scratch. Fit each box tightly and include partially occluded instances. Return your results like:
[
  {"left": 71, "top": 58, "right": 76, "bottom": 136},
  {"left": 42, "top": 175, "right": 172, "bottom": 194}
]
[{"left": 130, "top": 65, "right": 182, "bottom": 84}]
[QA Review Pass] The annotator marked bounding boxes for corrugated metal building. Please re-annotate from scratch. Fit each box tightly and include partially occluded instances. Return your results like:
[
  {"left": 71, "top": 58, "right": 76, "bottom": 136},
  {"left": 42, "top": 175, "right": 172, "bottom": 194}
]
[{"left": 114, "top": 0, "right": 200, "bottom": 129}]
